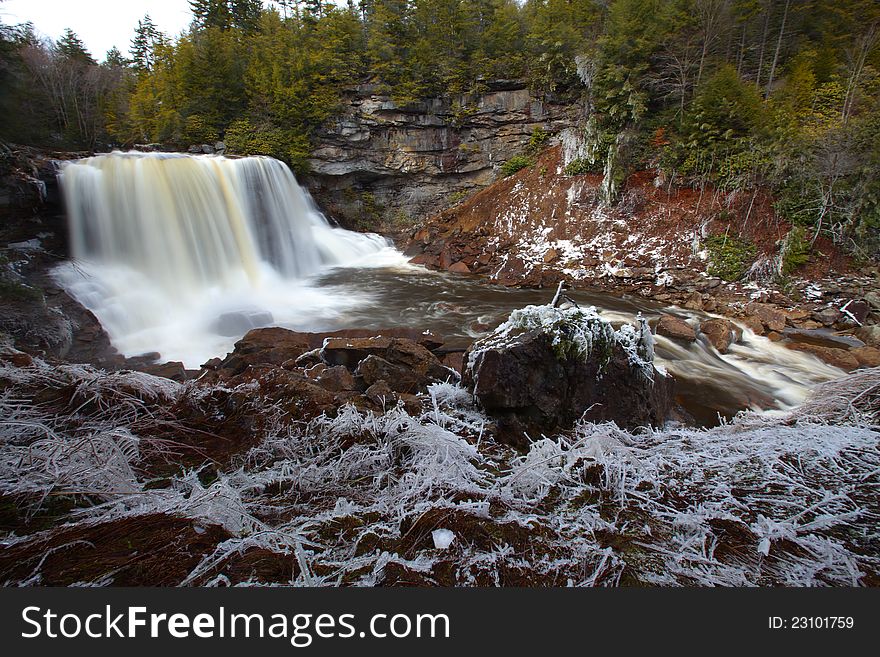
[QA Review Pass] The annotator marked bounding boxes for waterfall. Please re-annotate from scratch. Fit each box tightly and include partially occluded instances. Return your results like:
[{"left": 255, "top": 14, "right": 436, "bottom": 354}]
[{"left": 54, "top": 151, "right": 404, "bottom": 367}]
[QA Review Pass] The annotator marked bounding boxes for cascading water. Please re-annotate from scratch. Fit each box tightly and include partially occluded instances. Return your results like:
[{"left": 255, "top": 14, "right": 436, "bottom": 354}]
[
  {"left": 53, "top": 151, "right": 844, "bottom": 421},
  {"left": 54, "top": 151, "right": 405, "bottom": 367}
]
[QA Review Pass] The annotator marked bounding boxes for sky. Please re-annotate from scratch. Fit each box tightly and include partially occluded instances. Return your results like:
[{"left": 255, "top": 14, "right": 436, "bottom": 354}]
[{"left": 0, "top": 0, "right": 195, "bottom": 61}]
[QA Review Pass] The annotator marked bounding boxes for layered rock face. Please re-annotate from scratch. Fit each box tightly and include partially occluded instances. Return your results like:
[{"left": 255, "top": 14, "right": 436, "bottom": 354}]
[
  {"left": 463, "top": 304, "right": 674, "bottom": 446},
  {"left": 306, "top": 82, "right": 580, "bottom": 229}
]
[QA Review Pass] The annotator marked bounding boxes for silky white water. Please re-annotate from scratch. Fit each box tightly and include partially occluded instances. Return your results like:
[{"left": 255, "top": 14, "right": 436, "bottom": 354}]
[{"left": 54, "top": 152, "right": 407, "bottom": 367}]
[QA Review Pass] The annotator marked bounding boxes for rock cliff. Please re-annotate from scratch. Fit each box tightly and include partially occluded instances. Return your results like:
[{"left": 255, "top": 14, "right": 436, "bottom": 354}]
[{"left": 305, "top": 81, "right": 581, "bottom": 230}]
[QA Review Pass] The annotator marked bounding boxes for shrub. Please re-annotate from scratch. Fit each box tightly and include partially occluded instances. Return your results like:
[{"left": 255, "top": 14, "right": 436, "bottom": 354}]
[
  {"left": 500, "top": 155, "right": 534, "bottom": 177},
  {"left": 780, "top": 225, "right": 811, "bottom": 275},
  {"left": 704, "top": 234, "right": 757, "bottom": 281},
  {"left": 528, "top": 127, "right": 550, "bottom": 154}
]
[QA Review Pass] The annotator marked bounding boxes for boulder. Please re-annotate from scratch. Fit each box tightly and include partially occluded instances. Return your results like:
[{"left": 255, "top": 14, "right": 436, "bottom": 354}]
[
  {"left": 656, "top": 315, "right": 697, "bottom": 342},
  {"left": 682, "top": 291, "right": 704, "bottom": 311},
  {"left": 699, "top": 318, "right": 740, "bottom": 353},
  {"left": 841, "top": 300, "right": 870, "bottom": 325},
  {"left": 140, "top": 361, "right": 190, "bottom": 382},
  {"left": 463, "top": 305, "right": 674, "bottom": 446},
  {"left": 213, "top": 310, "right": 274, "bottom": 337},
  {"left": 321, "top": 336, "right": 451, "bottom": 382},
  {"left": 864, "top": 292, "right": 880, "bottom": 311},
  {"left": 747, "top": 303, "right": 786, "bottom": 333},
  {"left": 854, "top": 325, "right": 880, "bottom": 347},
  {"left": 304, "top": 363, "right": 357, "bottom": 392},
  {"left": 786, "top": 343, "right": 859, "bottom": 371},
  {"left": 741, "top": 315, "right": 765, "bottom": 335},
  {"left": 214, "top": 327, "right": 311, "bottom": 376},
  {"left": 782, "top": 328, "right": 865, "bottom": 350},
  {"left": 448, "top": 261, "right": 471, "bottom": 274},
  {"left": 852, "top": 346, "right": 880, "bottom": 368},
  {"left": 356, "top": 354, "right": 432, "bottom": 394},
  {"left": 813, "top": 307, "right": 842, "bottom": 327}
]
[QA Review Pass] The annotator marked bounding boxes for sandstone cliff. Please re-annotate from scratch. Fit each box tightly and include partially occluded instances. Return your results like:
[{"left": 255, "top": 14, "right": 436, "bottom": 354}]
[{"left": 305, "top": 81, "right": 582, "bottom": 230}]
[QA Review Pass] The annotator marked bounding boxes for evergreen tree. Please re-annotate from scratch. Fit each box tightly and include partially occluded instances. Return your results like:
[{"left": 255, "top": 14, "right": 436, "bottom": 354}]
[
  {"left": 104, "top": 46, "right": 128, "bottom": 68},
  {"left": 130, "top": 15, "right": 165, "bottom": 73},
  {"left": 56, "top": 28, "right": 95, "bottom": 65},
  {"left": 190, "top": 0, "right": 233, "bottom": 30}
]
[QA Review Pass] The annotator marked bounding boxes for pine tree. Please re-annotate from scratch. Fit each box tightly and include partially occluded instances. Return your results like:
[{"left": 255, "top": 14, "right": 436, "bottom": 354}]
[
  {"left": 190, "top": 0, "right": 233, "bottom": 30},
  {"left": 56, "top": 28, "right": 95, "bottom": 65},
  {"left": 104, "top": 46, "right": 128, "bottom": 68},
  {"left": 130, "top": 15, "right": 165, "bottom": 73}
]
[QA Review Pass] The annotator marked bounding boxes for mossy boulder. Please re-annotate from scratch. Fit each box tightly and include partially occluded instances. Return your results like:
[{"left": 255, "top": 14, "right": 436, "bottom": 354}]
[{"left": 463, "top": 304, "right": 674, "bottom": 446}]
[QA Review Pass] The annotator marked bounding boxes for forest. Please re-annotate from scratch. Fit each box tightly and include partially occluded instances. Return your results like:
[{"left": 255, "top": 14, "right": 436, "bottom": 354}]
[{"left": 1, "top": 0, "right": 879, "bottom": 255}]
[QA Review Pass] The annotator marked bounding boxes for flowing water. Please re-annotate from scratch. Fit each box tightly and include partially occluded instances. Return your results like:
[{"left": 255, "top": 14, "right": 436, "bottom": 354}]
[{"left": 54, "top": 152, "right": 844, "bottom": 425}]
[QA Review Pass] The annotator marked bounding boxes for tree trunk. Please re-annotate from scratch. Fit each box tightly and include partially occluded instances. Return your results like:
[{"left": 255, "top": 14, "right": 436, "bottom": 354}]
[{"left": 765, "top": 0, "right": 791, "bottom": 95}]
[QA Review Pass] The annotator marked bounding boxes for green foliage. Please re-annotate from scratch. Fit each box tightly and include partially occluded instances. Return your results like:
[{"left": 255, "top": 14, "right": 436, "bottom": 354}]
[
  {"left": 527, "top": 126, "right": 549, "bottom": 154},
  {"left": 704, "top": 234, "right": 757, "bottom": 282},
  {"left": 780, "top": 225, "right": 811, "bottom": 275},
  {"left": 182, "top": 114, "right": 218, "bottom": 145},
  {"left": 224, "top": 118, "right": 311, "bottom": 173},
  {"left": 500, "top": 154, "right": 533, "bottom": 177},
  {"left": 563, "top": 158, "right": 595, "bottom": 176},
  {"left": 670, "top": 65, "right": 768, "bottom": 189}
]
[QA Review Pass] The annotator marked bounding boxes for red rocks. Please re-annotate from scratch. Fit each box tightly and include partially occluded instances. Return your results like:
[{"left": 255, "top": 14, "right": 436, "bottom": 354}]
[
  {"left": 656, "top": 315, "right": 697, "bottom": 342},
  {"left": 699, "top": 318, "right": 740, "bottom": 353},
  {"left": 853, "top": 347, "right": 880, "bottom": 368},
  {"left": 747, "top": 303, "right": 787, "bottom": 333},
  {"left": 448, "top": 261, "right": 472, "bottom": 274},
  {"left": 786, "top": 343, "right": 859, "bottom": 371}
]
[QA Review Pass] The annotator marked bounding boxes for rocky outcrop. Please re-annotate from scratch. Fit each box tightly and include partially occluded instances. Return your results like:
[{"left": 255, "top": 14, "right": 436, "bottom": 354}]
[
  {"left": 462, "top": 304, "right": 674, "bottom": 446},
  {"left": 305, "top": 82, "right": 580, "bottom": 230},
  {"left": 196, "top": 327, "right": 459, "bottom": 419}
]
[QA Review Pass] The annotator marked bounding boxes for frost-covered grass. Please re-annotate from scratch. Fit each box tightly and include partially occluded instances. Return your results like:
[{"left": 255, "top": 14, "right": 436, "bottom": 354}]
[{"left": 1, "top": 355, "right": 878, "bottom": 587}]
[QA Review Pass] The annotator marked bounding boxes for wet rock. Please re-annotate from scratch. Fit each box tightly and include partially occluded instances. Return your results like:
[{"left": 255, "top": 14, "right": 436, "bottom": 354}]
[
  {"left": 864, "top": 292, "right": 880, "bottom": 311},
  {"left": 699, "top": 318, "right": 740, "bottom": 353},
  {"left": 852, "top": 346, "right": 880, "bottom": 368},
  {"left": 321, "top": 336, "right": 451, "bottom": 382},
  {"left": 305, "top": 363, "right": 357, "bottom": 392},
  {"left": 767, "top": 331, "right": 784, "bottom": 342},
  {"left": 140, "top": 361, "right": 189, "bottom": 382},
  {"left": 782, "top": 328, "right": 865, "bottom": 350},
  {"left": 463, "top": 306, "right": 673, "bottom": 445},
  {"left": 813, "top": 307, "right": 842, "bottom": 327},
  {"left": 683, "top": 291, "right": 704, "bottom": 311},
  {"left": 364, "top": 380, "right": 397, "bottom": 408},
  {"left": 216, "top": 327, "right": 311, "bottom": 376},
  {"left": 783, "top": 308, "right": 811, "bottom": 325},
  {"left": 854, "top": 325, "right": 880, "bottom": 347},
  {"left": 440, "top": 350, "right": 464, "bottom": 374},
  {"left": 448, "top": 261, "right": 471, "bottom": 274},
  {"left": 786, "top": 343, "right": 859, "bottom": 371},
  {"left": 656, "top": 315, "right": 697, "bottom": 342},
  {"left": 213, "top": 310, "right": 274, "bottom": 337},
  {"left": 741, "top": 316, "right": 765, "bottom": 335},
  {"left": 841, "top": 300, "right": 870, "bottom": 325},
  {"left": 747, "top": 303, "right": 787, "bottom": 333},
  {"left": 356, "top": 354, "right": 431, "bottom": 394}
]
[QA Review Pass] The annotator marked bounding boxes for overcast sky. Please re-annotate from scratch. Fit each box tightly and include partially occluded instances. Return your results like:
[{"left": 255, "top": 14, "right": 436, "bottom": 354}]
[{"left": 0, "top": 0, "right": 195, "bottom": 61}]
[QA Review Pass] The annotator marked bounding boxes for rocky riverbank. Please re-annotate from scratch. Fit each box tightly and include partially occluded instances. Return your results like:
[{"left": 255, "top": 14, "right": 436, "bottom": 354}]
[{"left": 405, "top": 146, "right": 880, "bottom": 372}]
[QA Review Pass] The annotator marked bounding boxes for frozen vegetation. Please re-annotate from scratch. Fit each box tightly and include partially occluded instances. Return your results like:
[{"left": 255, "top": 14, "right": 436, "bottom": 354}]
[{"left": 0, "top": 353, "right": 878, "bottom": 587}]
